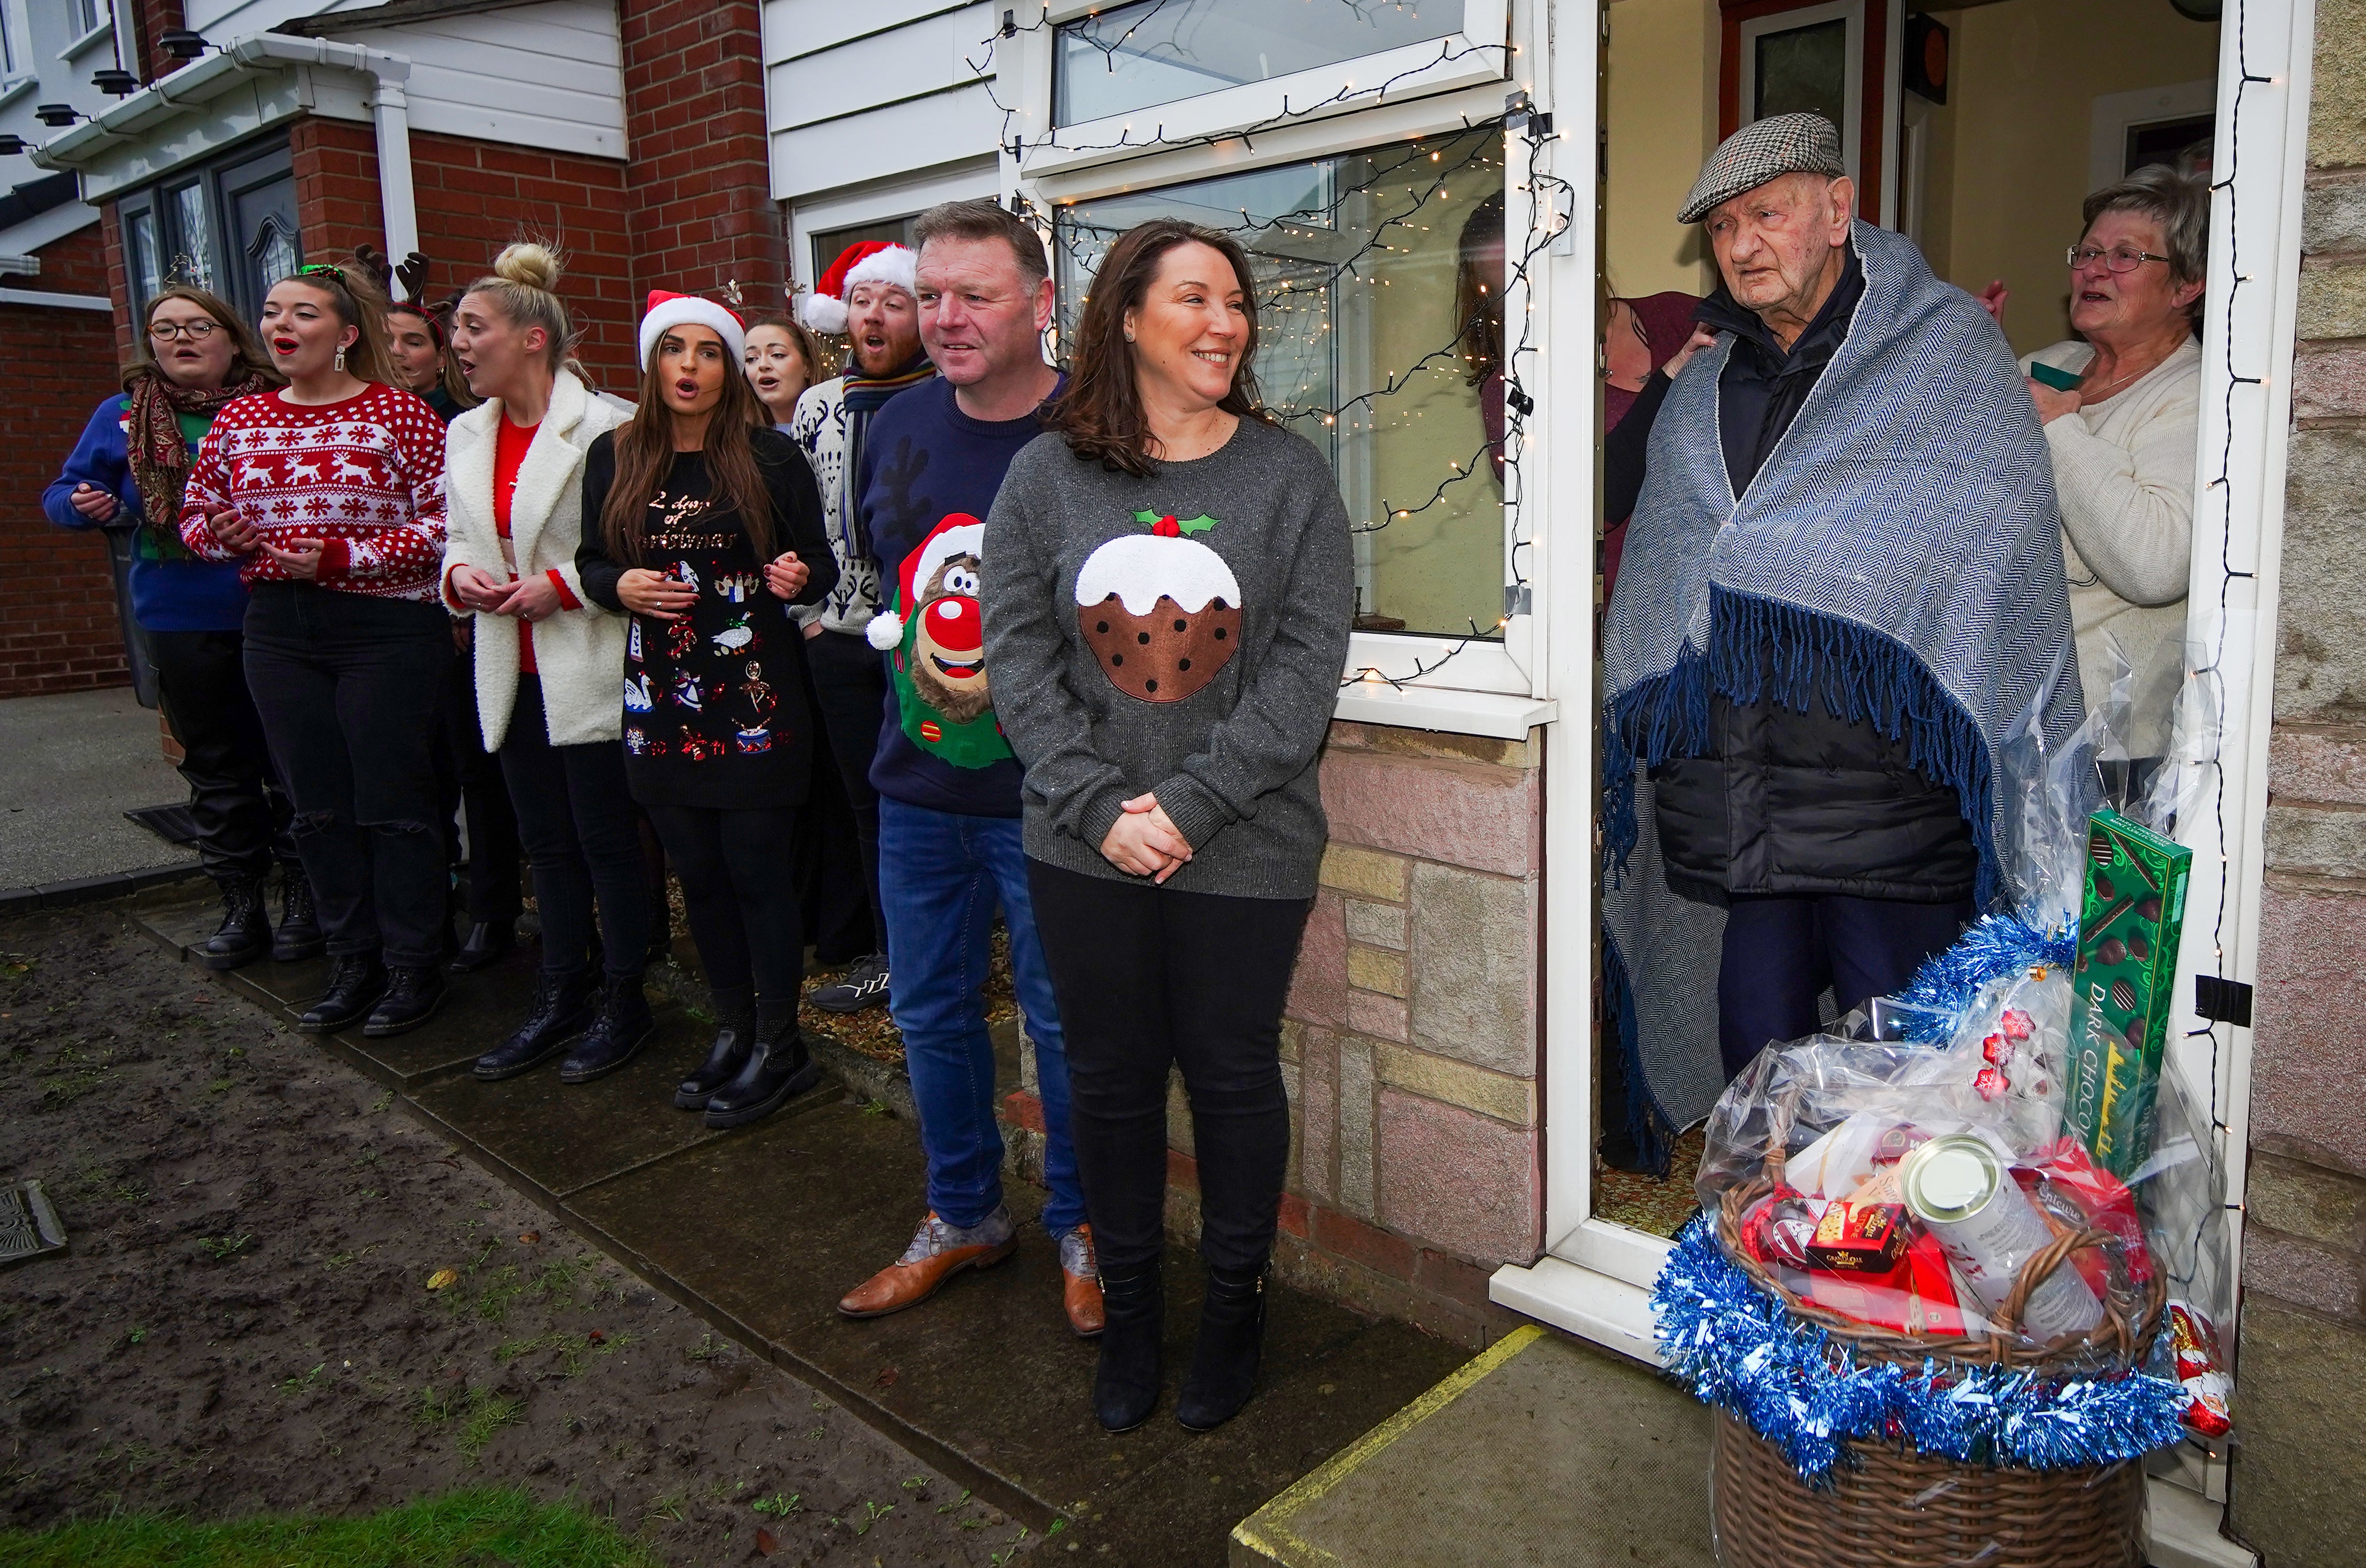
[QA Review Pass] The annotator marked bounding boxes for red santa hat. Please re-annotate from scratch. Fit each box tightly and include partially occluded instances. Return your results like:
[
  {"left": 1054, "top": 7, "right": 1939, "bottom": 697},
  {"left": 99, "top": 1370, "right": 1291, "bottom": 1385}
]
[
  {"left": 638, "top": 289, "right": 746, "bottom": 369},
  {"left": 867, "top": 512, "right": 986, "bottom": 650},
  {"left": 800, "top": 241, "right": 919, "bottom": 335}
]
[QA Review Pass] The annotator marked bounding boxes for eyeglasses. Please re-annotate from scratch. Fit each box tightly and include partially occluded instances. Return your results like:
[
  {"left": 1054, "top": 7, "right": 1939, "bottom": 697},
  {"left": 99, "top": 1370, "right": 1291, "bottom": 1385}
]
[
  {"left": 148, "top": 319, "right": 219, "bottom": 341},
  {"left": 2067, "top": 244, "right": 2172, "bottom": 274}
]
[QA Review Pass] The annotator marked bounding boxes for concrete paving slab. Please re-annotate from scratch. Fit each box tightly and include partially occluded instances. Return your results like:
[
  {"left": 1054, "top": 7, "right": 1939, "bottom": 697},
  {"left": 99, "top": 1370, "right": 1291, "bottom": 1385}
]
[
  {"left": 1232, "top": 1325, "right": 1715, "bottom": 1568},
  {"left": 0, "top": 688, "right": 196, "bottom": 889}
]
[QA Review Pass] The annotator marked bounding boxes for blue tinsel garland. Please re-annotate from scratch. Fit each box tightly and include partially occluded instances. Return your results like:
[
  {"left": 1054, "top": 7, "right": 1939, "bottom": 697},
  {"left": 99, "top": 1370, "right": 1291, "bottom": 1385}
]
[
  {"left": 1891, "top": 913, "right": 2078, "bottom": 1040},
  {"left": 1650, "top": 1218, "right": 2185, "bottom": 1483}
]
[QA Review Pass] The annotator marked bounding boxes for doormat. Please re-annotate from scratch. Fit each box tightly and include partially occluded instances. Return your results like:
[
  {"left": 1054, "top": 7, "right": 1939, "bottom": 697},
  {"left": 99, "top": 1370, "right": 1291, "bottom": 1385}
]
[
  {"left": 125, "top": 802, "right": 201, "bottom": 845},
  {"left": 0, "top": 1180, "right": 66, "bottom": 1266}
]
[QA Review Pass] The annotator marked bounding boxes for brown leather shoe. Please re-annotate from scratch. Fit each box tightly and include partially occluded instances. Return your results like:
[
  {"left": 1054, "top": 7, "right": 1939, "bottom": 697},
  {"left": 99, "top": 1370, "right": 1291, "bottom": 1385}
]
[
  {"left": 1060, "top": 1223, "right": 1105, "bottom": 1338},
  {"left": 838, "top": 1208, "right": 1017, "bottom": 1319}
]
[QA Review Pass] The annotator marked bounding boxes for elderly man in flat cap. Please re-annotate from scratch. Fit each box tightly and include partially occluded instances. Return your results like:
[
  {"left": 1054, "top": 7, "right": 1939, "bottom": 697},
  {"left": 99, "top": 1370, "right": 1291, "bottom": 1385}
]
[{"left": 1600, "top": 113, "right": 2080, "bottom": 1128}]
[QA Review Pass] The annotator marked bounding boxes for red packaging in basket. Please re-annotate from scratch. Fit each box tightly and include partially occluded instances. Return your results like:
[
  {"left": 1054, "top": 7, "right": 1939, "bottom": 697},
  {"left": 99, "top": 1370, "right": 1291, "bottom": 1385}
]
[
  {"left": 2033, "top": 1135, "right": 2153, "bottom": 1287},
  {"left": 1807, "top": 1232, "right": 1969, "bottom": 1336}
]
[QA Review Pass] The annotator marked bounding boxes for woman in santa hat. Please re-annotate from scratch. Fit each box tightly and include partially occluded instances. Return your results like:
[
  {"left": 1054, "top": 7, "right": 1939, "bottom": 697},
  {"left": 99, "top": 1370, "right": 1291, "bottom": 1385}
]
[{"left": 574, "top": 289, "right": 840, "bottom": 1124}]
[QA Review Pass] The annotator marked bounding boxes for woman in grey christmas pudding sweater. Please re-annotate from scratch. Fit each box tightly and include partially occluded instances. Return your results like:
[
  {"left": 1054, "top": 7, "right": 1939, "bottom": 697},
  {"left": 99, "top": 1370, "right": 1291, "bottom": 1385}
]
[{"left": 981, "top": 220, "right": 1354, "bottom": 1436}]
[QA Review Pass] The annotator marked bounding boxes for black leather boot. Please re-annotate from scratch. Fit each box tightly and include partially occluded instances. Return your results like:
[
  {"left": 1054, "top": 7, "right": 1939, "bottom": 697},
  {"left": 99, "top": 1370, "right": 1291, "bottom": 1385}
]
[
  {"left": 447, "top": 918, "right": 516, "bottom": 974},
  {"left": 197, "top": 878, "right": 270, "bottom": 972},
  {"left": 297, "top": 954, "right": 386, "bottom": 1033},
  {"left": 1094, "top": 1258, "right": 1164, "bottom": 1433},
  {"left": 674, "top": 986, "right": 755, "bottom": 1110},
  {"left": 473, "top": 970, "right": 600, "bottom": 1080},
  {"left": 559, "top": 974, "right": 655, "bottom": 1084},
  {"left": 364, "top": 963, "right": 448, "bottom": 1037},
  {"left": 1176, "top": 1258, "right": 1268, "bottom": 1433},
  {"left": 271, "top": 866, "right": 325, "bottom": 962},
  {"left": 701, "top": 997, "right": 823, "bottom": 1127}
]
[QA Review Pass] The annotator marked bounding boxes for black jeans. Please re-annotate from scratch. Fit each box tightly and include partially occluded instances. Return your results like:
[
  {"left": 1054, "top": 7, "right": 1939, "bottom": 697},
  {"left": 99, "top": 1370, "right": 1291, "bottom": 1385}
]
[
  {"left": 804, "top": 627, "right": 888, "bottom": 954},
  {"left": 242, "top": 583, "right": 453, "bottom": 969},
  {"left": 498, "top": 677, "right": 651, "bottom": 981},
  {"left": 144, "top": 628, "right": 295, "bottom": 886},
  {"left": 643, "top": 803, "right": 805, "bottom": 1005},
  {"left": 1717, "top": 893, "right": 1974, "bottom": 1079},
  {"left": 438, "top": 640, "right": 524, "bottom": 925},
  {"left": 1026, "top": 858, "right": 1312, "bottom": 1274}
]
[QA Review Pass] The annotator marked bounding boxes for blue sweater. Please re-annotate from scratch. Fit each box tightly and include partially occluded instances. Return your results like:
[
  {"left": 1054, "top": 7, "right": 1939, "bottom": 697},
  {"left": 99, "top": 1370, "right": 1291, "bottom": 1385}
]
[
  {"left": 855, "top": 374, "right": 1062, "bottom": 818},
  {"left": 44, "top": 394, "right": 249, "bottom": 633}
]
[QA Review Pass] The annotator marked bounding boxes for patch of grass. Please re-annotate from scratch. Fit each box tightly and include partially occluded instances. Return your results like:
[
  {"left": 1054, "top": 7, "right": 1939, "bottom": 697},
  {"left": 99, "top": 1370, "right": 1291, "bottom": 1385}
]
[
  {"left": 683, "top": 1332, "right": 726, "bottom": 1364},
  {"left": 196, "top": 1234, "right": 250, "bottom": 1262},
  {"left": 0, "top": 1486, "right": 662, "bottom": 1567},
  {"left": 860, "top": 1098, "right": 891, "bottom": 1118},
  {"left": 278, "top": 1363, "right": 326, "bottom": 1396},
  {"left": 641, "top": 1492, "right": 685, "bottom": 1525},
  {"left": 494, "top": 1329, "right": 634, "bottom": 1378},
  {"left": 750, "top": 1493, "right": 800, "bottom": 1518},
  {"left": 39, "top": 1046, "right": 115, "bottom": 1108},
  {"left": 413, "top": 1385, "right": 526, "bottom": 1463}
]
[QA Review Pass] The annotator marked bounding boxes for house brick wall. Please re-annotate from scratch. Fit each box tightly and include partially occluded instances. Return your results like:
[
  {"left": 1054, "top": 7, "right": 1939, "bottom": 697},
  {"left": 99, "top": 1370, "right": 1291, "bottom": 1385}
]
[
  {"left": 0, "top": 224, "right": 135, "bottom": 698},
  {"left": 2229, "top": 5, "right": 2366, "bottom": 1562},
  {"left": 128, "top": 0, "right": 188, "bottom": 84},
  {"left": 621, "top": 0, "right": 786, "bottom": 319},
  {"left": 289, "top": 119, "right": 637, "bottom": 389}
]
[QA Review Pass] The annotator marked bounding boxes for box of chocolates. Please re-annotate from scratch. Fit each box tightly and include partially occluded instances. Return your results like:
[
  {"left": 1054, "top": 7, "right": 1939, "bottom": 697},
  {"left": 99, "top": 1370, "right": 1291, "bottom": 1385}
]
[
  {"left": 2063, "top": 808, "right": 2192, "bottom": 1179},
  {"left": 1804, "top": 1193, "right": 1912, "bottom": 1273}
]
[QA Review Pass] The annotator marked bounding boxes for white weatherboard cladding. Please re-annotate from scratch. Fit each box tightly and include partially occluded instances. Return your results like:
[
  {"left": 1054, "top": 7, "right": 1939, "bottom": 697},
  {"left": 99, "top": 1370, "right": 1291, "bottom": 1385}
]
[
  {"left": 184, "top": 0, "right": 376, "bottom": 42},
  {"left": 314, "top": 0, "right": 624, "bottom": 159},
  {"left": 763, "top": 0, "right": 999, "bottom": 201},
  {"left": 1074, "top": 534, "right": 1242, "bottom": 616}
]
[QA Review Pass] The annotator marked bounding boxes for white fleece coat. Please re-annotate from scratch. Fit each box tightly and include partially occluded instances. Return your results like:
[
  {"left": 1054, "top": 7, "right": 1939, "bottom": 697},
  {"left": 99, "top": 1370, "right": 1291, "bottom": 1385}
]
[{"left": 441, "top": 370, "right": 632, "bottom": 750}]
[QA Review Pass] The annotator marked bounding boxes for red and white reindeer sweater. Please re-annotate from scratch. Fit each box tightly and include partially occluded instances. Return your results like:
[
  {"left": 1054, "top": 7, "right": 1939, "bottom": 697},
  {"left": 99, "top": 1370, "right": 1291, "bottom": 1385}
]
[{"left": 178, "top": 383, "right": 449, "bottom": 603}]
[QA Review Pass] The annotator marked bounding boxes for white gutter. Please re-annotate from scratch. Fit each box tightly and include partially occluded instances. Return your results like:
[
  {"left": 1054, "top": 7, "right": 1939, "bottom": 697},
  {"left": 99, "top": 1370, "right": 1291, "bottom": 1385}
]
[
  {"left": 0, "top": 286, "right": 112, "bottom": 310},
  {"left": 30, "top": 33, "right": 419, "bottom": 297}
]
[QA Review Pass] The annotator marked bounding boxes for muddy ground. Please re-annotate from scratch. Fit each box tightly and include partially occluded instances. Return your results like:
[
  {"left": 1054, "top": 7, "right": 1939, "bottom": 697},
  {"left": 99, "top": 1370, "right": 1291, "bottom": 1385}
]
[{"left": 0, "top": 904, "right": 1040, "bottom": 1566}]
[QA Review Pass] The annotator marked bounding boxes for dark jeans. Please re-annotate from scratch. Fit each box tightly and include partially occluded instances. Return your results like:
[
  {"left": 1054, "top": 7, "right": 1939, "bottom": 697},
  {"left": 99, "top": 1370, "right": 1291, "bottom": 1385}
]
[
  {"left": 242, "top": 583, "right": 452, "bottom": 969},
  {"left": 804, "top": 627, "right": 888, "bottom": 954},
  {"left": 1717, "top": 892, "right": 1974, "bottom": 1078},
  {"left": 438, "top": 641, "right": 523, "bottom": 925},
  {"left": 145, "top": 627, "right": 295, "bottom": 886},
  {"left": 498, "top": 677, "right": 650, "bottom": 981},
  {"left": 643, "top": 803, "right": 804, "bottom": 1003},
  {"left": 1027, "top": 858, "right": 1311, "bottom": 1273}
]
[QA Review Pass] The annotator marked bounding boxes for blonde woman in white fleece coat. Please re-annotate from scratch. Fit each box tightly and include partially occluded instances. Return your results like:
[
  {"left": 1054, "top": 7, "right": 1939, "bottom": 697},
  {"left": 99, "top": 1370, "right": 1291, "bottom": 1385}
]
[{"left": 440, "top": 243, "right": 649, "bottom": 1085}]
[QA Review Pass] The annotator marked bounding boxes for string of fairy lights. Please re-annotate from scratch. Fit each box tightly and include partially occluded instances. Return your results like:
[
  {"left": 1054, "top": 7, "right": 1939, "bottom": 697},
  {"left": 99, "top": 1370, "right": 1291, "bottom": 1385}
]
[{"left": 969, "top": 3, "right": 1570, "bottom": 687}]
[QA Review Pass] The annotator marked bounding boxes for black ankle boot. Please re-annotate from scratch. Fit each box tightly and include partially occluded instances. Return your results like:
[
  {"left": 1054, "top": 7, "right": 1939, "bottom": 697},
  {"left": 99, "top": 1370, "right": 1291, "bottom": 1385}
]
[
  {"left": 675, "top": 987, "right": 755, "bottom": 1109},
  {"left": 559, "top": 974, "right": 655, "bottom": 1084},
  {"left": 701, "top": 998, "right": 822, "bottom": 1127},
  {"left": 298, "top": 954, "right": 386, "bottom": 1033},
  {"left": 447, "top": 918, "right": 516, "bottom": 974},
  {"left": 272, "top": 866, "right": 324, "bottom": 962},
  {"left": 197, "top": 878, "right": 270, "bottom": 972},
  {"left": 1094, "top": 1259, "right": 1164, "bottom": 1433},
  {"left": 1176, "top": 1258, "right": 1268, "bottom": 1432},
  {"left": 473, "top": 970, "right": 600, "bottom": 1080},
  {"left": 365, "top": 963, "right": 448, "bottom": 1037}
]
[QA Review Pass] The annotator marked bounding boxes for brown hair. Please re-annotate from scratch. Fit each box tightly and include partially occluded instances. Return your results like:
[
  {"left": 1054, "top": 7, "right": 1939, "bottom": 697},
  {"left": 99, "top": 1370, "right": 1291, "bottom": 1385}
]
[
  {"left": 1041, "top": 220, "right": 1272, "bottom": 478},
  {"left": 123, "top": 284, "right": 280, "bottom": 388},
  {"left": 271, "top": 255, "right": 398, "bottom": 387},
  {"left": 1453, "top": 191, "right": 1505, "bottom": 388},
  {"left": 600, "top": 324, "right": 777, "bottom": 565},
  {"left": 743, "top": 311, "right": 835, "bottom": 394},
  {"left": 911, "top": 197, "right": 1048, "bottom": 290},
  {"left": 388, "top": 299, "right": 479, "bottom": 410}
]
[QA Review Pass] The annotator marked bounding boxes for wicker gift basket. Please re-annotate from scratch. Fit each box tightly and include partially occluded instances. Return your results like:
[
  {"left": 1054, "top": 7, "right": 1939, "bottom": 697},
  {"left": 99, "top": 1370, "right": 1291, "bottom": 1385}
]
[{"left": 1702, "top": 1086, "right": 2167, "bottom": 1568}]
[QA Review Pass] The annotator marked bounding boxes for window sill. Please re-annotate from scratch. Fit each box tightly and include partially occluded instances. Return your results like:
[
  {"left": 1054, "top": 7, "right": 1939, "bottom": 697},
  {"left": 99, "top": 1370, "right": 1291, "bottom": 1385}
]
[
  {"left": 0, "top": 75, "right": 37, "bottom": 112},
  {"left": 60, "top": 19, "right": 113, "bottom": 63},
  {"left": 1332, "top": 681, "right": 1555, "bottom": 741}
]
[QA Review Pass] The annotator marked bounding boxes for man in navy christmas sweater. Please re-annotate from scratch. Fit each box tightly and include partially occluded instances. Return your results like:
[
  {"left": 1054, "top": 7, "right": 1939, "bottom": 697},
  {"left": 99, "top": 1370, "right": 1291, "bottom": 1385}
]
[{"left": 834, "top": 201, "right": 1102, "bottom": 1339}]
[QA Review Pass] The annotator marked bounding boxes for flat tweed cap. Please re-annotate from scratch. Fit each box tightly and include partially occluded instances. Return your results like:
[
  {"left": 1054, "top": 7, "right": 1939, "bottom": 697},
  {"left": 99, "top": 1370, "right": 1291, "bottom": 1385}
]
[{"left": 1678, "top": 112, "right": 1847, "bottom": 223}]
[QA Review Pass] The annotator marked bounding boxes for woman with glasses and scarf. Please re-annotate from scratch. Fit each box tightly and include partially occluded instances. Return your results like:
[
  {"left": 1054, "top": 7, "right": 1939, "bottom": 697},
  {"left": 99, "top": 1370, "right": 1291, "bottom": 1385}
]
[
  {"left": 180, "top": 258, "right": 454, "bottom": 1040},
  {"left": 45, "top": 286, "right": 320, "bottom": 970}
]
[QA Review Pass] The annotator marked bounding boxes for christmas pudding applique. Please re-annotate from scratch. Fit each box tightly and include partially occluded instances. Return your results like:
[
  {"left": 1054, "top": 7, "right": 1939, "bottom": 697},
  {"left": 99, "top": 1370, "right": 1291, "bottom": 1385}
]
[{"left": 1076, "top": 512, "right": 1242, "bottom": 703}]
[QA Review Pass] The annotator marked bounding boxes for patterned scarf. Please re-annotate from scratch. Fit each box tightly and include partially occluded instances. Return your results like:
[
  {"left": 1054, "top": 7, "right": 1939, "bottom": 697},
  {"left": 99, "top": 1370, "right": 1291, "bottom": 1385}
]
[{"left": 122, "top": 364, "right": 272, "bottom": 559}]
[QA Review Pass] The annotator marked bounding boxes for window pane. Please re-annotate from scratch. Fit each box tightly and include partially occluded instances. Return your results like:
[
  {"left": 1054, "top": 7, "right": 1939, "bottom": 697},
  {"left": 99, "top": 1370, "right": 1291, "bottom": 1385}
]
[
  {"left": 1753, "top": 18, "right": 1848, "bottom": 129},
  {"left": 1056, "top": 0, "right": 1466, "bottom": 127},
  {"left": 249, "top": 216, "right": 298, "bottom": 307},
  {"left": 1055, "top": 124, "right": 1505, "bottom": 637},
  {"left": 124, "top": 207, "right": 163, "bottom": 314},
  {"left": 170, "top": 184, "right": 219, "bottom": 294}
]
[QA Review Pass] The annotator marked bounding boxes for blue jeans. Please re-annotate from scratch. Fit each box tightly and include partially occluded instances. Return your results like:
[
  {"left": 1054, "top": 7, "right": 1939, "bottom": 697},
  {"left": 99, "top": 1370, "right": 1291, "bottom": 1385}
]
[{"left": 877, "top": 796, "right": 1084, "bottom": 1234}]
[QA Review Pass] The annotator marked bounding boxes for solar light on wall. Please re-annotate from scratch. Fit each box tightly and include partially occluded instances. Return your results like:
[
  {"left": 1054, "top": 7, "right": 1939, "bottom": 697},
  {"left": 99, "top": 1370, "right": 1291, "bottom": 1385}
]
[
  {"left": 34, "top": 104, "right": 84, "bottom": 127},
  {"left": 0, "top": 134, "right": 26, "bottom": 156},
  {"left": 91, "top": 67, "right": 139, "bottom": 95},
  {"left": 158, "top": 28, "right": 208, "bottom": 59}
]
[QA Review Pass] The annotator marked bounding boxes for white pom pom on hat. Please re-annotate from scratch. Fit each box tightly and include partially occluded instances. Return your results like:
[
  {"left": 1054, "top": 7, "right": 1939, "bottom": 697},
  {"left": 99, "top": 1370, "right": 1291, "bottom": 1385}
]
[
  {"left": 638, "top": 289, "right": 746, "bottom": 368},
  {"left": 865, "top": 611, "right": 904, "bottom": 651},
  {"left": 799, "top": 241, "right": 918, "bottom": 335}
]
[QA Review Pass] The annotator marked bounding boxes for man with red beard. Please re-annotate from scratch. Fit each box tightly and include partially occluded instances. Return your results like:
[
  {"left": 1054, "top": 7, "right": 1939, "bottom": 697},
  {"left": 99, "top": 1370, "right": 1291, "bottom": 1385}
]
[
  {"left": 790, "top": 244, "right": 935, "bottom": 1013},
  {"left": 834, "top": 200, "right": 1102, "bottom": 1340}
]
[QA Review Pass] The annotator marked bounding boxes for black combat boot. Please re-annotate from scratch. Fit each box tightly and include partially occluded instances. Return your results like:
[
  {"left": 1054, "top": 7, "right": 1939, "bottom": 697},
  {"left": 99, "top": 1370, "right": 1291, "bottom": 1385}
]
[
  {"left": 472, "top": 969, "right": 600, "bottom": 1080},
  {"left": 197, "top": 878, "right": 270, "bottom": 972},
  {"left": 558, "top": 973, "right": 655, "bottom": 1084}
]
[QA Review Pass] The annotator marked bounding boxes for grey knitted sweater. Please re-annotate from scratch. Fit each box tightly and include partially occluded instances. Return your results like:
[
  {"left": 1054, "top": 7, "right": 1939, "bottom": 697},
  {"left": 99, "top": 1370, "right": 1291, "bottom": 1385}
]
[{"left": 980, "top": 416, "right": 1354, "bottom": 899}]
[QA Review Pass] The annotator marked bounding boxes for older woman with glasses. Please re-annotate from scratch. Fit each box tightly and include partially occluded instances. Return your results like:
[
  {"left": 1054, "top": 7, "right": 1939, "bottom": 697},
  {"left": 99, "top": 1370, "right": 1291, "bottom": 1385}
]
[{"left": 2016, "top": 162, "right": 2209, "bottom": 742}]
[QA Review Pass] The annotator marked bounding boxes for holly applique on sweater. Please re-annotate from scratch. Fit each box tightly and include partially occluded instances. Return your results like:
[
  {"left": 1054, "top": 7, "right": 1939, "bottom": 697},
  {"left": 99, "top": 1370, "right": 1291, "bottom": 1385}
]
[{"left": 1074, "top": 511, "right": 1243, "bottom": 703}]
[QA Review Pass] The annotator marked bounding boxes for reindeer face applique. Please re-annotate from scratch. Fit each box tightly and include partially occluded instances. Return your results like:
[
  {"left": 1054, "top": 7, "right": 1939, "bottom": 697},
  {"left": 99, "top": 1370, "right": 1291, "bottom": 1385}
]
[{"left": 867, "top": 513, "right": 1012, "bottom": 768}]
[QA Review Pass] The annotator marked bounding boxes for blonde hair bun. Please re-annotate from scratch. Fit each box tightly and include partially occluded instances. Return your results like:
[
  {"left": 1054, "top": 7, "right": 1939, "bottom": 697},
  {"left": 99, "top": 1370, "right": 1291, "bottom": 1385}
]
[{"left": 492, "top": 241, "right": 564, "bottom": 293}]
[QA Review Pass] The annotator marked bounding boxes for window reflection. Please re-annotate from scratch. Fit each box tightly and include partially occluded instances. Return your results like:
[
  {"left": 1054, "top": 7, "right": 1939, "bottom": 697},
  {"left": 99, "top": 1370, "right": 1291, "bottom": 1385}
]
[{"left": 172, "top": 184, "right": 217, "bottom": 293}]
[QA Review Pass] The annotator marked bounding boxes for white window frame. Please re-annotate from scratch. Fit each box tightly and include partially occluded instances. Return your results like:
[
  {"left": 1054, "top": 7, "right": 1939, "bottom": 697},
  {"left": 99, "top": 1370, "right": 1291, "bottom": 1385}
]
[
  {"left": 787, "top": 157, "right": 1000, "bottom": 295},
  {"left": 0, "top": 0, "right": 31, "bottom": 84},
  {"left": 1005, "top": 0, "right": 1553, "bottom": 723}
]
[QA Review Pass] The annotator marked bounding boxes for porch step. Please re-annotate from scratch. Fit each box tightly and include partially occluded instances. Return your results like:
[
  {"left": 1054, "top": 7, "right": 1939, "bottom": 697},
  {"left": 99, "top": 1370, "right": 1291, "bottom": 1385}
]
[{"left": 1231, "top": 1323, "right": 1717, "bottom": 1567}]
